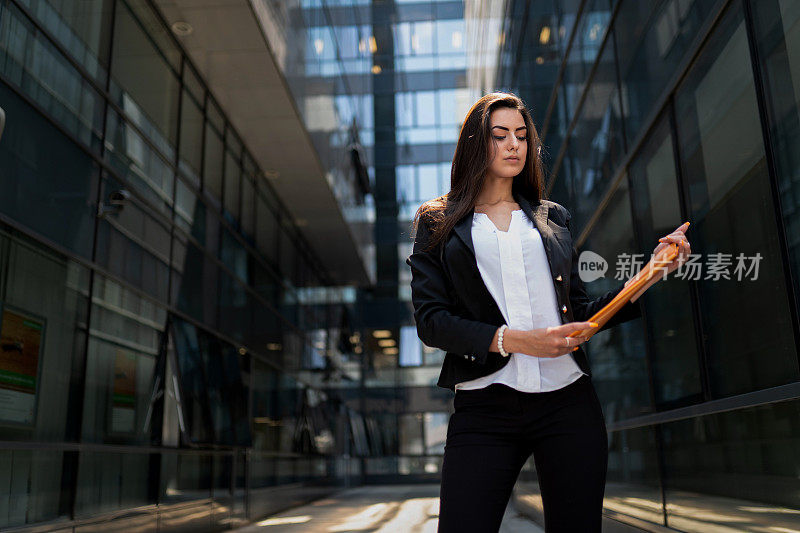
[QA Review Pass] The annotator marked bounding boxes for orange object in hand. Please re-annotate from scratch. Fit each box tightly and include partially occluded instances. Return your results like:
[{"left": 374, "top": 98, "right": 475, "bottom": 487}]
[{"left": 567, "top": 243, "right": 679, "bottom": 339}]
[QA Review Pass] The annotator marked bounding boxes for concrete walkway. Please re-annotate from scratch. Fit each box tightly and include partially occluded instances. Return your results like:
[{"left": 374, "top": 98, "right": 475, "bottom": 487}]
[{"left": 235, "top": 485, "right": 543, "bottom": 532}]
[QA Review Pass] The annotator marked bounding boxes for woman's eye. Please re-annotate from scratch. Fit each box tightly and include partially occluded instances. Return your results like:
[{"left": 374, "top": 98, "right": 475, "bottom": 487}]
[
  {"left": 493, "top": 136, "right": 505, "bottom": 140},
  {"left": 517, "top": 136, "right": 527, "bottom": 141}
]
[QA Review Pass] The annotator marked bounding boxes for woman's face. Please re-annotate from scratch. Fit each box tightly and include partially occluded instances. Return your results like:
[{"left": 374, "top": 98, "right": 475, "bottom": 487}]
[{"left": 486, "top": 107, "right": 527, "bottom": 180}]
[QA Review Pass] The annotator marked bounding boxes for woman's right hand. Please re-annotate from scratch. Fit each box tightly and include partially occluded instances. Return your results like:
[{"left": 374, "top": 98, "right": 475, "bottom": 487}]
[{"left": 501, "top": 321, "right": 599, "bottom": 358}]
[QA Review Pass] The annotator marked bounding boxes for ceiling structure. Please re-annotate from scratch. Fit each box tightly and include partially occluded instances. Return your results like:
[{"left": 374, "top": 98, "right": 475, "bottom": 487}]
[{"left": 152, "top": 0, "right": 371, "bottom": 286}]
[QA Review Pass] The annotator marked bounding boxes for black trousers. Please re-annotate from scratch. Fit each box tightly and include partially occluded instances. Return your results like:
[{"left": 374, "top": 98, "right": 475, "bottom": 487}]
[{"left": 438, "top": 374, "right": 608, "bottom": 533}]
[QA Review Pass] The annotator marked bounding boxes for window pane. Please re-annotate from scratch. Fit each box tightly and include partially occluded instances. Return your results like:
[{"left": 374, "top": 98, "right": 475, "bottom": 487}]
[
  {"left": 675, "top": 2, "right": 799, "bottom": 397},
  {"left": 252, "top": 360, "right": 278, "bottom": 453},
  {"left": 0, "top": 450, "right": 67, "bottom": 528},
  {"left": 241, "top": 175, "right": 256, "bottom": 241},
  {"left": 0, "top": 230, "right": 89, "bottom": 440},
  {"left": 75, "top": 452, "right": 152, "bottom": 517},
  {"left": 399, "top": 413, "right": 423, "bottom": 455},
  {"left": 94, "top": 176, "right": 171, "bottom": 303},
  {"left": 0, "top": 2, "right": 105, "bottom": 149},
  {"left": 423, "top": 412, "right": 447, "bottom": 454},
  {"left": 110, "top": 0, "right": 179, "bottom": 158},
  {"left": 81, "top": 275, "right": 164, "bottom": 444},
  {"left": 204, "top": 124, "right": 224, "bottom": 205},
  {"left": 256, "top": 188, "right": 279, "bottom": 266},
  {"left": 179, "top": 90, "right": 204, "bottom": 185},
  {"left": 218, "top": 269, "right": 251, "bottom": 344},
  {"left": 0, "top": 82, "right": 98, "bottom": 258},
  {"left": 399, "top": 325, "right": 422, "bottom": 366},
  {"left": 224, "top": 148, "right": 241, "bottom": 221},
  {"left": 751, "top": 0, "right": 800, "bottom": 349},
  {"left": 105, "top": 108, "right": 174, "bottom": 218},
  {"left": 604, "top": 426, "right": 664, "bottom": 526},
  {"left": 629, "top": 115, "right": 703, "bottom": 408},
  {"left": 583, "top": 179, "right": 651, "bottom": 422},
  {"left": 172, "top": 234, "right": 218, "bottom": 327},
  {"left": 280, "top": 224, "right": 298, "bottom": 286},
  {"left": 220, "top": 227, "right": 249, "bottom": 282},
  {"left": 616, "top": 0, "right": 717, "bottom": 142},
  {"left": 23, "top": 0, "right": 113, "bottom": 82},
  {"left": 662, "top": 399, "right": 800, "bottom": 530},
  {"left": 566, "top": 27, "right": 624, "bottom": 233}
]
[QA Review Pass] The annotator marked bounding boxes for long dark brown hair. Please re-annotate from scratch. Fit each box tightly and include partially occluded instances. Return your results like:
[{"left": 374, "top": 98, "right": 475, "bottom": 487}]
[{"left": 411, "top": 92, "right": 545, "bottom": 251}]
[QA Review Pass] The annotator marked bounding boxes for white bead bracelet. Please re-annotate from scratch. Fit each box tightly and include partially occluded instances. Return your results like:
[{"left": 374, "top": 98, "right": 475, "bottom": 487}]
[{"left": 498, "top": 324, "right": 509, "bottom": 357}]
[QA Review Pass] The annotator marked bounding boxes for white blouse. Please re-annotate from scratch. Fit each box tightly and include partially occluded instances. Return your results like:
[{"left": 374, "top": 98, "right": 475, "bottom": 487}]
[{"left": 454, "top": 209, "right": 586, "bottom": 392}]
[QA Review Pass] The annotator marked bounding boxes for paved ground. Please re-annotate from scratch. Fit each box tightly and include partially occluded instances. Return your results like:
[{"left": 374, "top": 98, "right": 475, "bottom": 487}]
[{"left": 234, "top": 484, "right": 543, "bottom": 532}]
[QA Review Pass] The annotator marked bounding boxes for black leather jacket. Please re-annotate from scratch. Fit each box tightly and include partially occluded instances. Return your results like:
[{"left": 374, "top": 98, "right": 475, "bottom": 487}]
[{"left": 405, "top": 192, "right": 642, "bottom": 391}]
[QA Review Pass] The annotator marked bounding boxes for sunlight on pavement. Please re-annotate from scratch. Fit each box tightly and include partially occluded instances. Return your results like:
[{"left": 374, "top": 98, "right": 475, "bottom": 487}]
[
  {"left": 256, "top": 516, "right": 313, "bottom": 526},
  {"left": 236, "top": 485, "right": 541, "bottom": 532}
]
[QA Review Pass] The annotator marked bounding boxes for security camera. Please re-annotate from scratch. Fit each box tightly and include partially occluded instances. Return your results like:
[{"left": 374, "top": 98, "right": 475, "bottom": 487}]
[
  {"left": 97, "top": 188, "right": 131, "bottom": 218},
  {"left": 108, "top": 189, "right": 131, "bottom": 205}
]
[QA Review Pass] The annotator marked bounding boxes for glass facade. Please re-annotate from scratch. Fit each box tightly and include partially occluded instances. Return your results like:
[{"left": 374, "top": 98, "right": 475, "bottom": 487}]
[
  {"left": 0, "top": 0, "right": 364, "bottom": 530},
  {"left": 260, "top": 0, "right": 477, "bottom": 484},
  {"left": 501, "top": 0, "right": 800, "bottom": 530}
]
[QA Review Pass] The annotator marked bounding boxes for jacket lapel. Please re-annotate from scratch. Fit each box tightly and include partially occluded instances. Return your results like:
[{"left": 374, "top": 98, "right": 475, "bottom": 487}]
[
  {"left": 516, "top": 193, "right": 555, "bottom": 272},
  {"left": 452, "top": 192, "right": 551, "bottom": 262}
]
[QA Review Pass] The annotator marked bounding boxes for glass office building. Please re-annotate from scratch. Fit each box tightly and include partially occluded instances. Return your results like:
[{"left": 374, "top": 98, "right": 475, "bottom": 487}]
[
  {"left": 495, "top": 0, "right": 800, "bottom": 530},
  {"left": 0, "top": 0, "right": 369, "bottom": 530}
]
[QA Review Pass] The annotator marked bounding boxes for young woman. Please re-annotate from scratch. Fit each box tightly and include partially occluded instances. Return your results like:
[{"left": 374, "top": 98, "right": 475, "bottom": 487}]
[{"left": 405, "top": 92, "right": 691, "bottom": 532}]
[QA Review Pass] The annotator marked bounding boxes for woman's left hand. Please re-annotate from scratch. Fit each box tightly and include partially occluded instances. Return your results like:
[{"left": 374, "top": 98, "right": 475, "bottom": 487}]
[{"left": 653, "top": 221, "right": 691, "bottom": 274}]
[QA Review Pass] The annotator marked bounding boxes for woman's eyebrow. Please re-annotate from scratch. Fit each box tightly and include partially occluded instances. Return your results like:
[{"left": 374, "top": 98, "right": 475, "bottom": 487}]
[{"left": 491, "top": 125, "right": 528, "bottom": 131}]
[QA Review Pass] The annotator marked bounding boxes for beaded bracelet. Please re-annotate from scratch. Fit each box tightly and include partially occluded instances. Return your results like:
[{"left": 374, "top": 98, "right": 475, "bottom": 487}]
[{"left": 497, "top": 324, "right": 509, "bottom": 357}]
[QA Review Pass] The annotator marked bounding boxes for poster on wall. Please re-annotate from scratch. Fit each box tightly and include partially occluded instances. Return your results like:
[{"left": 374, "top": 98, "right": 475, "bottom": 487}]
[
  {"left": 0, "top": 308, "right": 44, "bottom": 425},
  {"left": 111, "top": 349, "right": 137, "bottom": 433}
]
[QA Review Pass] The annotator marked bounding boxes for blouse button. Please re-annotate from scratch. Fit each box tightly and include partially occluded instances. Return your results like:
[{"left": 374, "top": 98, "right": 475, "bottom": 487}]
[{"left": 561, "top": 305, "right": 567, "bottom": 313}]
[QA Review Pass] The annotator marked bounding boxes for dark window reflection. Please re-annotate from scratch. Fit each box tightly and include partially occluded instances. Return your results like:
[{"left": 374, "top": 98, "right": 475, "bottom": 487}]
[
  {"left": 179, "top": 91, "right": 204, "bottom": 185},
  {"left": 604, "top": 426, "right": 665, "bottom": 526},
  {"left": 0, "top": 3, "right": 105, "bottom": 150},
  {"left": 218, "top": 268, "right": 251, "bottom": 344},
  {"left": 110, "top": 0, "right": 179, "bottom": 158},
  {"left": 629, "top": 115, "right": 703, "bottom": 408},
  {"left": 567, "top": 27, "right": 626, "bottom": 233},
  {"left": 171, "top": 318, "right": 250, "bottom": 446},
  {"left": 22, "top": 0, "right": 113, "bottom": 82},
  {"left": 615, "top": 0, "right": 716, "bottom": 143},
  {"left": 95, "top": 176, "right": 170, "bottom": 304},
  {"left": 0, "top": 82, "right": 98, "bottom": 258},
  {"left": 675, "top": 1, "right": 799, "bottom": 397},
  {"left": 105, "top": 108, "right": 174, "bottom": 218},
  {"left": 256, "top": 188, "right": 279, "bottom": 267},
  {"left": 204, "top": 124, "right": 224, "bottom": 206},
  {"left": 662, "top": 399, "right": 800, "bottom": 530},
  {"left": 172, "top": 234, "right": 218, "bottom": 327},
  {"left": 75, "top": 452, "right": 151, "bottom": 516},
  {"left": 0, "top": 228, "right": 89, "bottom": 442},
  {"left": 0, "top": 448, "right": 67, "bottom": 527},
  {"left": 82, "top": 275, "right": 164, "bottom": 445},
  {"left": 583, "top": 179, "right": 651, "bottom": 422},
  {"left": 751, "top": 0, "right": 800, "bottom": 352}
]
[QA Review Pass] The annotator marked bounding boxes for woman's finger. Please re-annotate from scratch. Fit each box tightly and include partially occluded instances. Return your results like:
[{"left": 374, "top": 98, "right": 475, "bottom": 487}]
[
  {"left": 675, "top": 221, "right": 690, "bottom": 233},
  {"left": 659, "top": 235, "right": 690, "bottom": 247}
]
